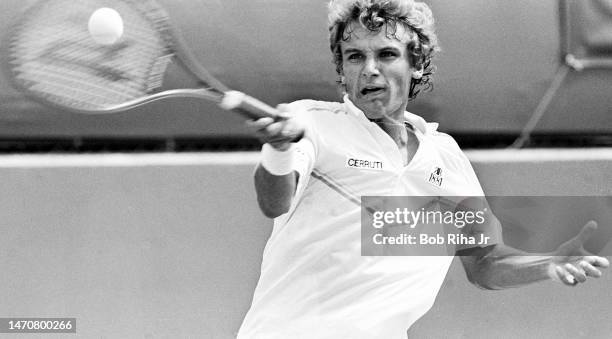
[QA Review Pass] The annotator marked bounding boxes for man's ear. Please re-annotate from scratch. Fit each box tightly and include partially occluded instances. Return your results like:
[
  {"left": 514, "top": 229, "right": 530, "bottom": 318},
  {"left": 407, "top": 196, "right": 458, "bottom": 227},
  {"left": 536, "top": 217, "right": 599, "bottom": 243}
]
[{"left": 411, "top": 66, "right": 424, "bottom": 80}]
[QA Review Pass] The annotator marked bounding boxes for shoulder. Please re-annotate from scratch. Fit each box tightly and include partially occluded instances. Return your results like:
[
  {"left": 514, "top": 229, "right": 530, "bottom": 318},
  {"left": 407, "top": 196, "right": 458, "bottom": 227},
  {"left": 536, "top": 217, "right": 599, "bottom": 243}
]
[
  {"left": 285, "top": 99, "right": 346, "bottom": 116},
  {"left": 427, "top": 131, "right": 476, "bottom": 174},
  {"left": 429, "top": 131, "right": 462, "bottom": 154},
  {"left": 285, "top": 99, "right": 351, "bottom": 137},
  {"left": 283, "top": 99, "right": 348, "bottom": 150},
  {"left": 407, "top": 111, "right": 470, "bottom": 168}
]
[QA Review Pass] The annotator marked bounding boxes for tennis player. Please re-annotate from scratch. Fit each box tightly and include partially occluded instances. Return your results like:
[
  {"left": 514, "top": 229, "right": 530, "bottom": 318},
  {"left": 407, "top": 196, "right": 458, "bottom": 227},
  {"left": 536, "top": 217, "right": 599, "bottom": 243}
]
[{"left": 238, "top": 0, "right": 609, "bottom": 337}]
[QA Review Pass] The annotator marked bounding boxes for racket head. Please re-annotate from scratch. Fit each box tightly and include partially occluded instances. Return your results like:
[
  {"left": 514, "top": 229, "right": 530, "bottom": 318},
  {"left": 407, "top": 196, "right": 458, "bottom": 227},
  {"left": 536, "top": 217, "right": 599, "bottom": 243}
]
[{"left": 4, "top": 0, "right": 226, "bottom": 113}]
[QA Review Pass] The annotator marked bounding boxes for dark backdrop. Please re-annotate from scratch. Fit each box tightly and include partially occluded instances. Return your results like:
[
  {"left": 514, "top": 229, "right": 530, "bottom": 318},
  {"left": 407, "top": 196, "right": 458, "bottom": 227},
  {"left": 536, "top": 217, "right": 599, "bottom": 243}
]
[{"left": 0, "top": 0, "right": 609, "bottom": 149}]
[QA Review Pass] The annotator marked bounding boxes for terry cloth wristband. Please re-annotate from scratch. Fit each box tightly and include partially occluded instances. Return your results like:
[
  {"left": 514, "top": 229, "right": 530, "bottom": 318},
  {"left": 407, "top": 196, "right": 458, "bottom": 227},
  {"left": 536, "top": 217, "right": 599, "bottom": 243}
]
[{"left": 261, "top": 143, "right": 295, "bottom": 176}]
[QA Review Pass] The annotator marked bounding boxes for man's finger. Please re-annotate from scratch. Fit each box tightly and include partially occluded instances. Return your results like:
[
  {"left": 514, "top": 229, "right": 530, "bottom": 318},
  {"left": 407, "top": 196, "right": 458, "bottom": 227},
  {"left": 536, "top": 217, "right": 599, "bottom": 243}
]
[
  {"left": 580, "top": 261, "right": 603, "bottom": 278},
  {"left": 584, "top": 255, "right": 610, "bottom": 268},
  {"left": 264, "top": 121, "right": 286, "bottom": 136},
  {"left": 555, "top": 266, "right": 577, "bottom": 286},
  {"left": 246, "top": 117, "right": 275, "bottom": 131},
  {"left": 565, "top": 263, "right": 587, "bottom": 283}
]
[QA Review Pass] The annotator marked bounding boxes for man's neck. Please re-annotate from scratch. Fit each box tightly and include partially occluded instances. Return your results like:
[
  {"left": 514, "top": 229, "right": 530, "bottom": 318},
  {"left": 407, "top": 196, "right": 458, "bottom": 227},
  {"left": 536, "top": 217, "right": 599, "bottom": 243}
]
[
  {"left": 371, "top": 118, "right": 419, "bottom": 165},
  {"left": 372, "top": 118, "right": 409, "bottom": 148},
  {"left": 344, "top": 95, "right": 414, "bottom": 149}
]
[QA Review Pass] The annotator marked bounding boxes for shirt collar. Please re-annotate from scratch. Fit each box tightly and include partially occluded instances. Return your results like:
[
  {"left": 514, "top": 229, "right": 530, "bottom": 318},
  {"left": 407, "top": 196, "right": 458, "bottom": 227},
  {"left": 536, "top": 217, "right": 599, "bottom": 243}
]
[{"left": 342, "top": 94, "right": 434, "bottom": 134}]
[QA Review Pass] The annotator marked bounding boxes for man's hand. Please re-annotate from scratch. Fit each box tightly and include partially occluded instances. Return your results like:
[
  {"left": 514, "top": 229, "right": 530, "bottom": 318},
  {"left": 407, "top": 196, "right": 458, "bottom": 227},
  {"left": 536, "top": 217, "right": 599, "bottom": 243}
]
[
  {"left": 246, "top": 104, "right": 304, "bottom": 151},
  {"left": 549, "top": 221, "right": 610, "bottom": 286}
]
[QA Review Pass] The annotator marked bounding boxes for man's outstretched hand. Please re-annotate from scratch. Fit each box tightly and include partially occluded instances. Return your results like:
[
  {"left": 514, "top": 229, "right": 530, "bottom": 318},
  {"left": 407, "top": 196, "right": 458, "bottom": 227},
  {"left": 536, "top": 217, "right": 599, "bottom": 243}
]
[{"left": 549, "top": 221, "right": 610, "bottom": 286}]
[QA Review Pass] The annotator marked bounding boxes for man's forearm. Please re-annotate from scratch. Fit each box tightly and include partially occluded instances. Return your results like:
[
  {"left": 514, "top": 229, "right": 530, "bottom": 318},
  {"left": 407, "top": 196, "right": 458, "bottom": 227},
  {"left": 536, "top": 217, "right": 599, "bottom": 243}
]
[
  {"left": 254, "top": 164, "right": 298, "bottom": 218},
  {"left": 459, "top": 245, "right": 554, "bottom": 290}
]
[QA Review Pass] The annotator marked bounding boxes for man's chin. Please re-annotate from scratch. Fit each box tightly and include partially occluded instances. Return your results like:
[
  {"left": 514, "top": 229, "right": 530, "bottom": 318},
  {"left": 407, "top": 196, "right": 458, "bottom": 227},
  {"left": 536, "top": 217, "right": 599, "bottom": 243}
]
[{"left": 356, "top": 99, "right": 386, "bottom": 118}]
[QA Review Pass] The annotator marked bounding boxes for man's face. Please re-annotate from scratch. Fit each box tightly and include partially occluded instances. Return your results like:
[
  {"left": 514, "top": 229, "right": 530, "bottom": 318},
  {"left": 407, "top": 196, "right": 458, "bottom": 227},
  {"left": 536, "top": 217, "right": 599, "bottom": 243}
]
[{"left": 340, "top": 22, "right": 414, "bottom": 120}]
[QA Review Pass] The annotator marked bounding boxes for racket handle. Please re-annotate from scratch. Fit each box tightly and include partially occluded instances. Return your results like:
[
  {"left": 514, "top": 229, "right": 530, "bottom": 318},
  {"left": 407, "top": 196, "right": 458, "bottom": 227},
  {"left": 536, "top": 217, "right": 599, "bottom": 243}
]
[
  {"left": 220, "top": 90, "right": 304, "bottom": 141},
  {"left": 220, "top": 91, "right": 280, "bottom": 119}
]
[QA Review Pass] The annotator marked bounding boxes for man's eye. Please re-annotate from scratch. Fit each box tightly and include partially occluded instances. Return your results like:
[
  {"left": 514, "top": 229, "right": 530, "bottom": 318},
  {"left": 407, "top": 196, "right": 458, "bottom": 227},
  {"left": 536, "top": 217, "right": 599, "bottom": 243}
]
[
  {"left": 347, "top": 54, "right": 363, "bottom": 61},
  {"left": 380, "top": 51, "right": 397, "bottom": 58}
]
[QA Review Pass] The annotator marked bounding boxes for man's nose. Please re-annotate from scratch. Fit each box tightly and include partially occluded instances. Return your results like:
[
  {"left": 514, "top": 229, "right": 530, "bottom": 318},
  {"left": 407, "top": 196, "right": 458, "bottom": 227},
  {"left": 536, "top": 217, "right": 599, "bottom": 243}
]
[{"left": 361, "top": 57, "right": 380, "bottom": 77}]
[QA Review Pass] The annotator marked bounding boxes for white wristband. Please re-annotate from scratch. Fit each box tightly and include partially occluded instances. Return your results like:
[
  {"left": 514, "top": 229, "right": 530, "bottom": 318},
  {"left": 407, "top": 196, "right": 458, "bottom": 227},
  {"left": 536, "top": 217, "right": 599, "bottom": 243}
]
[{"left": 260, "top": 143, "right": 295, "bottom": 176}]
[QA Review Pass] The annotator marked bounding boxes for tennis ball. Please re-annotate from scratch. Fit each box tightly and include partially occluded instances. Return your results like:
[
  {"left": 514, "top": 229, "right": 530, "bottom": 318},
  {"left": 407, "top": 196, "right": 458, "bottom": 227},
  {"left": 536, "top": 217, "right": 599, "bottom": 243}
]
[{"left": 88, "top": 8, "right": 124, "bottom": 45}]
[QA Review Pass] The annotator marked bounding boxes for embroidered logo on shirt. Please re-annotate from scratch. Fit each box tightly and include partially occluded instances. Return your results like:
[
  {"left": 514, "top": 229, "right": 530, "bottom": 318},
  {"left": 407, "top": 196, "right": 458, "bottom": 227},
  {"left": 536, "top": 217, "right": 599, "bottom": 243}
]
[
  {"left": 346, "top": 157, "right": 384, "bottom": 171},
  {"left": 428, "top": 166, "right": 444, "bottom": 187}
]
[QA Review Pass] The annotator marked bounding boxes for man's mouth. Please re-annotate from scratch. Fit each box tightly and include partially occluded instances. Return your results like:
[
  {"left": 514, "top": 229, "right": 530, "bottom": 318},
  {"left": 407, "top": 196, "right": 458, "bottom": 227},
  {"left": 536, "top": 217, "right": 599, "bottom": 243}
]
[{"left": 360, "top": 85, "right": 386, "bottom": 96}]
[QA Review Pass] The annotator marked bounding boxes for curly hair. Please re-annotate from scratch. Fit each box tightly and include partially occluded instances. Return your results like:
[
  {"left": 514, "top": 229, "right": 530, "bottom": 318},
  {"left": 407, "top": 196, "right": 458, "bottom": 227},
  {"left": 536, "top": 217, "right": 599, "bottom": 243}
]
[{"left": 328, "top": 0, "right": 439, "bottom": 100}]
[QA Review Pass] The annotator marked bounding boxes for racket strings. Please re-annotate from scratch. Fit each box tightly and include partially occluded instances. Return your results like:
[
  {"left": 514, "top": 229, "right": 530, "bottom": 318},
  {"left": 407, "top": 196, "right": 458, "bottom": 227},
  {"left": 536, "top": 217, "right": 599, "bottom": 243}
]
[{"left": 9, "top": 0, "right": 174, "bottom": 111}]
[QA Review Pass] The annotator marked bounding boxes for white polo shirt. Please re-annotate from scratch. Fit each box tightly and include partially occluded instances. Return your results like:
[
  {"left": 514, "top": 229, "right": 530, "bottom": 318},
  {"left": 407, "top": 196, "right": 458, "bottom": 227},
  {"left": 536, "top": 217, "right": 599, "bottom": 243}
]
[{"left": 238, "top": 96, "right": 495, "bottom": 339}]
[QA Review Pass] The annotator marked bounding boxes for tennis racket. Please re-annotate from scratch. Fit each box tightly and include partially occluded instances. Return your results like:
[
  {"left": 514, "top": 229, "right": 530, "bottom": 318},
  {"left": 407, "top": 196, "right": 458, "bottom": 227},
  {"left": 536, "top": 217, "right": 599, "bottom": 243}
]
[{"left": 5, "top": 0, "right": 302, "bottom": 139}]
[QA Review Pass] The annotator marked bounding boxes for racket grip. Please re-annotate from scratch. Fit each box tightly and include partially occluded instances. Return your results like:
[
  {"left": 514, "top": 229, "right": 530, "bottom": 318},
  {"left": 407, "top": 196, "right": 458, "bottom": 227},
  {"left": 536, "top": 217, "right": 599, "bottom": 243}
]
[{"left": 220, "top": 91, "right": 304, "bottom": 141}]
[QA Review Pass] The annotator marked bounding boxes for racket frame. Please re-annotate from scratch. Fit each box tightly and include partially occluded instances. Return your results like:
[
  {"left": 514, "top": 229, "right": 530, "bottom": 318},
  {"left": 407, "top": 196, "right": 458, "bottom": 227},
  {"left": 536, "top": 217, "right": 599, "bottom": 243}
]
[{"left": 3, "top": 0, "right": 282, "bottom": 121}]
